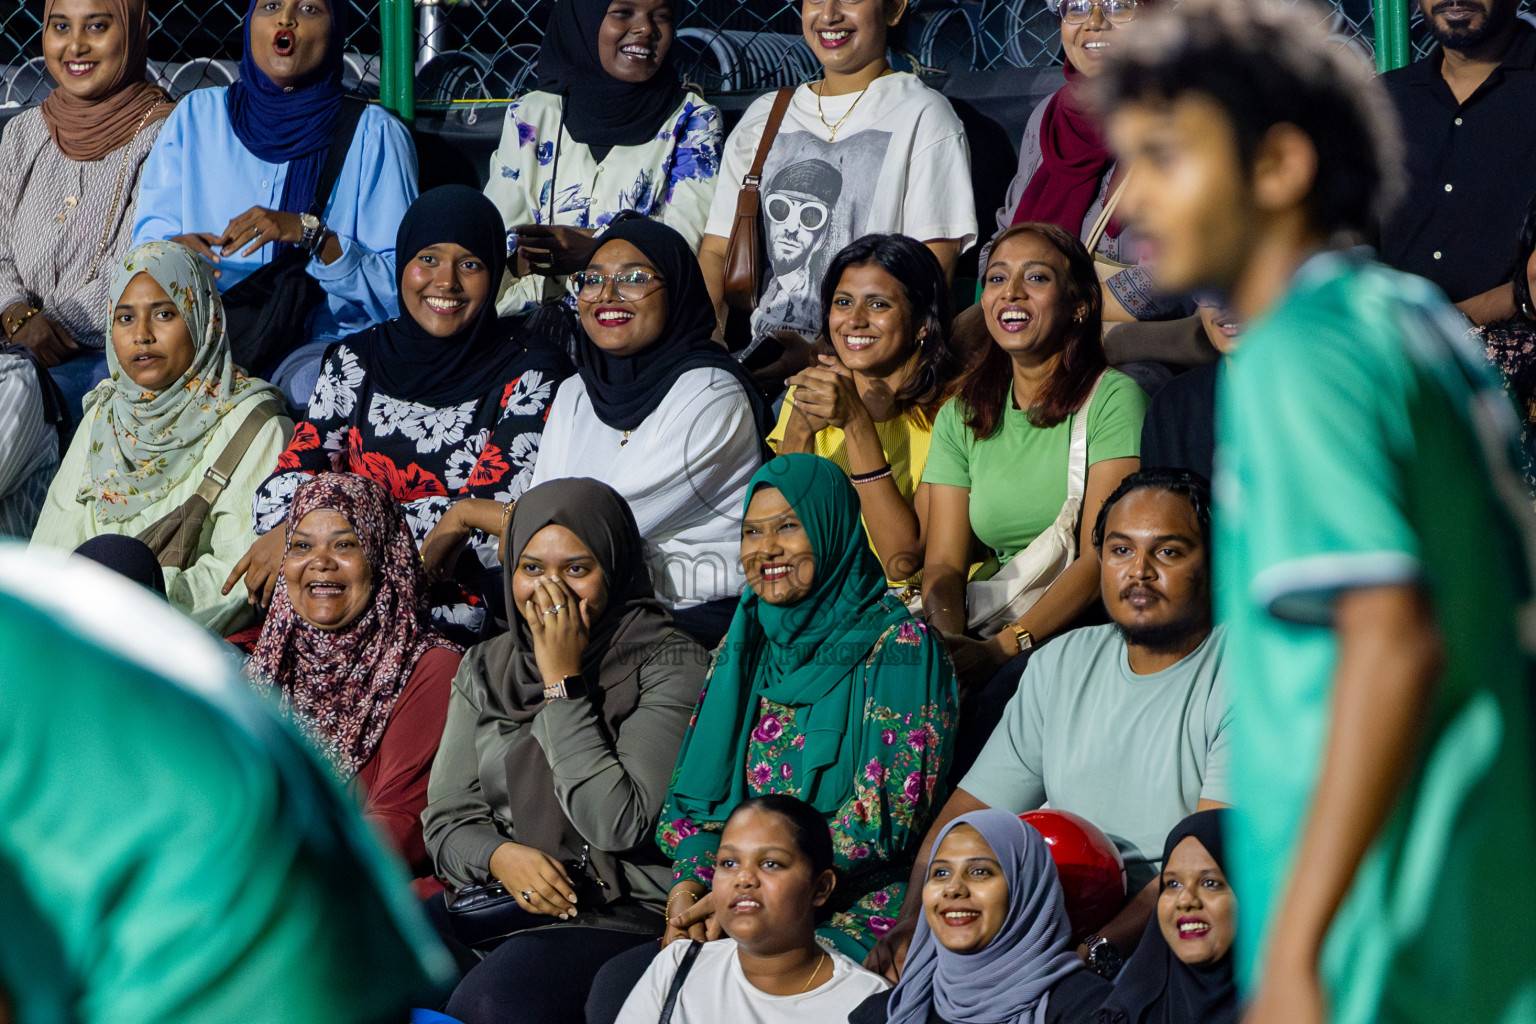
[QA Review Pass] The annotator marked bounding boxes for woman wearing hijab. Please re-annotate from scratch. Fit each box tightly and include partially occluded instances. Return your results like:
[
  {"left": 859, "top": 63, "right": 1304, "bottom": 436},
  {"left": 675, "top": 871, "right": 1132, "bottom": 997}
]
[
  {"left": 1093, "top": 810, "right": 1236, "bottom": 1024},
  {"left": 234, "top": 186, "right": 573, "bottom": 642},
  {"left": 421, "top": 476, "right": 709, "bottom": 1024},
  {"left": 245, "top": 472, "right": 461, "bottom": 878},
  {"left": 530, "top": 216, "right": 767, "bottom": 647},
  {"left": 132, "top": 0, "right": 418, "bottom": 407},
  {"left": 852, "top": 809, "right": 1111, "bottom": 1024},
  {"left": 31, "top": 241, "right": 291, "bottom": 633},
  {"left": 486, "top": 0, "right": 722, "bottom": 317},
  {"left": 655, "top": 455, "right": 956, "bottom": 957},
  {"left": 986, "top": 0, "right": 1189, "bottom": 326},
  {"left": 0, "top": 0, "right": 170, "bottom": 418}
]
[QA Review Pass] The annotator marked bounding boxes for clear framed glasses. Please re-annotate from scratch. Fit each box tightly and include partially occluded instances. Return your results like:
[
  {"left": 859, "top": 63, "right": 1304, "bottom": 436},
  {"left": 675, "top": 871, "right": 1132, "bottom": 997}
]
[
  {"left": 1059, "top": 0, "right": 1139, "bottom": 23},
  {"left": 572, "top": 269, "right": 666, "bottom": 301}
]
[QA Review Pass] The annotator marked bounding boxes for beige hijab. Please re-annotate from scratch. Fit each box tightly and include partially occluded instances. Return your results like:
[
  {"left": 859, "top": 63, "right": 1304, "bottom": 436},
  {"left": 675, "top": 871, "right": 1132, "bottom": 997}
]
[{"left": 39, "top": 0, "right": 170, "bottom": 162}]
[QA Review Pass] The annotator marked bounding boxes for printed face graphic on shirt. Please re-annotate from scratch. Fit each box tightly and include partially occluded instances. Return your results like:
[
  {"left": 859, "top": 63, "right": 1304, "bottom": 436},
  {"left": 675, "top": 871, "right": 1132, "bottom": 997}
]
[{"left": 753, "top": 130, "right": 891, "bottom": 341}]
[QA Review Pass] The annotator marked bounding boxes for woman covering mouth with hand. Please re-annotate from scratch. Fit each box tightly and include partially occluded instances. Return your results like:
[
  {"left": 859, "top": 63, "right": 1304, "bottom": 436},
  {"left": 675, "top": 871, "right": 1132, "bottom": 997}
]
[
  {"left": 132, "top": 0, "right": 418, "bottom": 408},
  {"left": 487, "top": 0, "right": 723, "bottom": 320},
  {"left": 614, "top": 795, "right": 893, "bottom": 1024},
  {"left": 232, "top": 186, "right": 573, "bottom": 643},
  {"left": 853, "top": 809, "right": 1111, "bottom": 1024},
  {"left": 1091, "top": 810, "right": 1236, "bottom": 1024}
]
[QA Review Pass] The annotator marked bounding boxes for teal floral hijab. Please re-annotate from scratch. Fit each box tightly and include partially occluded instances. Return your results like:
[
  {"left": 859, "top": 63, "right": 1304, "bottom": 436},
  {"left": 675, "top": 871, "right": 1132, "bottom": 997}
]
[
  {"left": 671, "top": 454, "right": 915, "bottom": 816},
  {"left": 80, "top": 241, "right": 280, "bottom": 524}
]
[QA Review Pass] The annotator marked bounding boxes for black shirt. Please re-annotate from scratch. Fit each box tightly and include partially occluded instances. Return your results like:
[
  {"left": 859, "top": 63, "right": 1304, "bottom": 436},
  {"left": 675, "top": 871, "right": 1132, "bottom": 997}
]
[
  {"left": 848, "top": 969, "right": 1113, "bottom": 1024},
  {"left": 1140, "top": 361, "right": 1219, "bottom": 484},
  {"left": 1380, "top": 21, "right": 1536, "bottom": 302}
]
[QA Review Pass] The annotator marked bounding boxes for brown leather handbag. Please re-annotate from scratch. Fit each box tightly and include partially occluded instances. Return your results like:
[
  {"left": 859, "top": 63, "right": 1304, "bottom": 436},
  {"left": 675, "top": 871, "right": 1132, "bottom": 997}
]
[
  {"left": 137, "top": 401, "right": 286, "bottom": 570},
  {"left": 722, "top": 88, "right": 795, "bottom": 314}
]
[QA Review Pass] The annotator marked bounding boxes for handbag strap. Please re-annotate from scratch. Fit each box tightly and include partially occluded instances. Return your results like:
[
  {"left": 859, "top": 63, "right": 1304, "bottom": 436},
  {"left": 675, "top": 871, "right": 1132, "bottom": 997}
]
[
  {"left": 1085, "top": 167, "right": 1131, "bottom": 254},
  {"left": 311, "top": 96, "right": 368, "bottom": 218},
  {"left": 657, "top": 940, "right": 704, "bottom": 1024},
  {"left": 193, "top": 400, "right": 282, "bottom": 506},
  {"left": 743, "top": 88, "right": 795, "bottom": 192},
  {"left": 1066, "top": 372, "right": 1107, "bottom": 504}
]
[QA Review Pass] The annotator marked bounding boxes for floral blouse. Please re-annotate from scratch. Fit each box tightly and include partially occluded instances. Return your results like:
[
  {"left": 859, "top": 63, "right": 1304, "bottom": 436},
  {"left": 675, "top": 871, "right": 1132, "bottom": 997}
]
[
  {"left": 657, "top": 621, "right": 958, "bottom": 958},
  {"left": 251, "top": 334, "right": 573, "bottom": 635},
  {"left": 1478, "top": 316, "right": 1536, "bottom": 493},
  {"left": 485, "top": 89, "right": 723, "bottom": 316}
]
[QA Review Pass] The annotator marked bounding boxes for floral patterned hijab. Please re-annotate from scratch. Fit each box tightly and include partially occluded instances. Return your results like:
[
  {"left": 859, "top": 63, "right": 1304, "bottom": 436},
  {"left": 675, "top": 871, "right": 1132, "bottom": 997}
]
[
  {"left": 80, "top": 241, "right": 281, "bottom": 523},
  {"left": 246, "top": 472, "right": 459, "bottom": 776}
]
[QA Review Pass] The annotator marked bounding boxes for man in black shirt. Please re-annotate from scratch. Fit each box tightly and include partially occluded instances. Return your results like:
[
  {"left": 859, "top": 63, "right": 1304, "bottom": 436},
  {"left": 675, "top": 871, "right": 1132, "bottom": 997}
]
[
  {"left": 1380, "top": 0, "right": 1536, "bottom": 325},
  {"left": 1139, "top": 302, "right": 1241, "bottom": 483}
]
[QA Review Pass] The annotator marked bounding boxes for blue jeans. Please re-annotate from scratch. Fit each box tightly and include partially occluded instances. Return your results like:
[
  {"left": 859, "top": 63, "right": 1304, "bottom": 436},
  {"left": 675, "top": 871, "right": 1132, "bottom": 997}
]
[
  {"left": 266, "top": 339, "right": 331, "bottom": 412},
  {"left": 47, "top": 347, "right": 110, "bottom": 433}
]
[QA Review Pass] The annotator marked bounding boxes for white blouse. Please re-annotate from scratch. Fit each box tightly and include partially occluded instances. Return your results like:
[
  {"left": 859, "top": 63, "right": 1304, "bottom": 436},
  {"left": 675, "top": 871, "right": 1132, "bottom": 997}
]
[
  {"left": 486, "top": 89, "right": 724, "bottom": 316},
  {"left": 530, "top": 367, "right": 761, "bottom": 608}
]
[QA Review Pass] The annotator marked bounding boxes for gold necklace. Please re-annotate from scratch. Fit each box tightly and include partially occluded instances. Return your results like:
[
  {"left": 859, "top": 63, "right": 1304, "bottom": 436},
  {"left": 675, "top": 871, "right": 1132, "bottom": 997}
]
[
  {"left": 816, "top": 80, "right": 872, "bottom": 142},
  {"left": 799, "top": 949, "right": 828, "bottom": 993}
]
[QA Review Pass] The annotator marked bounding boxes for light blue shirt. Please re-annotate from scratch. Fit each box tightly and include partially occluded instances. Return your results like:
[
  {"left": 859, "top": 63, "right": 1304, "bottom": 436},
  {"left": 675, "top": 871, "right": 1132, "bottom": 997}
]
[{"left": 133, "top": 87, "right": 419, "bottom": 345}]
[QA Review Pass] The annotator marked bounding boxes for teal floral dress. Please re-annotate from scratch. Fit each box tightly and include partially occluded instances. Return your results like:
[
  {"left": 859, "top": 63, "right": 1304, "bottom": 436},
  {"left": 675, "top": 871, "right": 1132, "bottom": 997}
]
[{"left": 658, "top": 619, "right": 957, "bottom": 958}]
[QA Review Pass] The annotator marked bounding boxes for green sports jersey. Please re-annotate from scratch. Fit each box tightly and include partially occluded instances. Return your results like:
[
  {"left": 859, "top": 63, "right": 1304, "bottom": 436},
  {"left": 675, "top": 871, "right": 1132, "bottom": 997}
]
[
  {"left": 0, "top": 545, "right": 455, "bottom": 1024},
  {"left": 1216, "top": 250, "right": 1536, "bottom": 1023}
]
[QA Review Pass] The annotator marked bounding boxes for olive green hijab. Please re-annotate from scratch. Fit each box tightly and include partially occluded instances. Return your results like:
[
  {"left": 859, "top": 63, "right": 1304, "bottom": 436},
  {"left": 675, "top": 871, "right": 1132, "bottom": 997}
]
[{"left": 670, "top": 454, "right": 914, "bottom": 816}]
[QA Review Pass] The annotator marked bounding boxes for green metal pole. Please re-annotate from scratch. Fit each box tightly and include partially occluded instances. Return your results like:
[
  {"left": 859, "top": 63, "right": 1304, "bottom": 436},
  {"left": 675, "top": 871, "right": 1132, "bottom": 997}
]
[
  {"left": 379, "top": 0, "right": 416, "bottom": 124},
  {"left": 1373, "top": 0, "right": 1412, "bottom": 73}
]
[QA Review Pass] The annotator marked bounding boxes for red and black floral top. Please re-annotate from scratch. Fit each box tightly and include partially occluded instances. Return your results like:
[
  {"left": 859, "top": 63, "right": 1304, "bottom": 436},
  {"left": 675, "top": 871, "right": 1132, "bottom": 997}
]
[{"left": 252, "top": 336, "right": 573, "bottom": 636}]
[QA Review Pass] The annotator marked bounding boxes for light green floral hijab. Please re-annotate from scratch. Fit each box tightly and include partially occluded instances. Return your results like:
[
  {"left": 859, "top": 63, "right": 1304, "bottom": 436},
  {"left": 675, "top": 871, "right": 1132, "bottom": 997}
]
[{"left": 80, "top": 241, "right": 281, "bottom": 523}]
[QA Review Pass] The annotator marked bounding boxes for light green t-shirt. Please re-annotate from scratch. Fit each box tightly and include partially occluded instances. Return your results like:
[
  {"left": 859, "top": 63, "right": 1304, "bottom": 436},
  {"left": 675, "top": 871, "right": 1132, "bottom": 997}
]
[
  {"left": 960, "top": 623, "right": 1231, "bottom": 891},
  {"left": 0, "top": 545, "right": 454, "bottom": 1024},
  {"left": 1217, "top": 251, "right": 1536, "bottom": 1024},
  {"left": 922, "top": 369, "right": 1146, "bottom": 565}
]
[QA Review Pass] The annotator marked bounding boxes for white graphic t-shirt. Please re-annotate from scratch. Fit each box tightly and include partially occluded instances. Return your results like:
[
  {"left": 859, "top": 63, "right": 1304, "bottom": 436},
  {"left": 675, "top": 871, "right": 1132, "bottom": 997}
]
[{"left": 705, "top": 73, "right": 977, "bottom": 347}]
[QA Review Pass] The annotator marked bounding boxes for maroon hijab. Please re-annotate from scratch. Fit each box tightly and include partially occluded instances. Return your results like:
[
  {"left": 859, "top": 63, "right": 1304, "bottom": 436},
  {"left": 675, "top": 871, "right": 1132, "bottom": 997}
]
[{"left": 246, "top": 473, "right": 459, "bottom": 775}]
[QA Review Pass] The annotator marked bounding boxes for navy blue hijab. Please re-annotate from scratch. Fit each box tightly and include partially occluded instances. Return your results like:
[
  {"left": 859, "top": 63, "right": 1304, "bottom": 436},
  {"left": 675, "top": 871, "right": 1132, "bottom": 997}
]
[{"left": 226, "top": 0, "right": 349, "bottom": 221}]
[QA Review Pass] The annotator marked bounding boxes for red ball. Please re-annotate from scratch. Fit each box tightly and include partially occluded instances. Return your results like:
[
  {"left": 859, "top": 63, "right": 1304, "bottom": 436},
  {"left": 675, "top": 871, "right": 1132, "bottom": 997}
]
[{"left": 1021, "top": 809, "right": 1127, "bottom": 944}]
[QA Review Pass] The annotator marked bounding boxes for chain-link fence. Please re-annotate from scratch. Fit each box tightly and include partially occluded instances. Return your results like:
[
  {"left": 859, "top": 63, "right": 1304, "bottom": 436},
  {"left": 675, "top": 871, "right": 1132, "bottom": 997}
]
[{"left": 4, "top": 0, "right": 1531, "bottom": 111}]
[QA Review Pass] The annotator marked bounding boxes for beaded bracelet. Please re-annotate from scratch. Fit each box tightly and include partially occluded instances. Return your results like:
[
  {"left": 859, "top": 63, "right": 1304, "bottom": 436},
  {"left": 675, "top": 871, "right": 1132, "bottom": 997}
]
[
  {"left": 850, "top": 464, "right": 893, "bottom": 485},
  {"left": 665, "top": 889, "right": 698, "bottom": 920},
  {"left": 3, "top": 305, "right": 39, "bottom": 338}
]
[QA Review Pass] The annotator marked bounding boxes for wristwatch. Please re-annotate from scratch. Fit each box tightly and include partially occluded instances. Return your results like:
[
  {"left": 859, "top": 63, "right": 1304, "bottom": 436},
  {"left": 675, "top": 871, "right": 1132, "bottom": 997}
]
[
  {"left": 299, "top": 213, "right": 326, "bottom": 255},
  {"left": 1083, "top": 933, "right": 1123, "bottom": 980},
  {"left": 543, "top": 673, "right": 588, "bottom": 701},
  {"left": 1010, "top": 623, "right": 1034, "bottom": 656}
]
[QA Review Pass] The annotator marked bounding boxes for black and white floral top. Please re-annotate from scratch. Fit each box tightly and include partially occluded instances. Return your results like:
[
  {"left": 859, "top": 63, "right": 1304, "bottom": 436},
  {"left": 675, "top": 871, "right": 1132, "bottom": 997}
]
[{"left": 252, "top": 333, "right": 573, "bottom": 636}]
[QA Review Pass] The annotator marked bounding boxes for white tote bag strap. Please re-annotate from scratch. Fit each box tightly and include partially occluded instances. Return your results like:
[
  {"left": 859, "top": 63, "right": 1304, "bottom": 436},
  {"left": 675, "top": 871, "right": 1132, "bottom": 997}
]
[{"left": 1065, "top": 371, "right": 1105, "bottom": 505}]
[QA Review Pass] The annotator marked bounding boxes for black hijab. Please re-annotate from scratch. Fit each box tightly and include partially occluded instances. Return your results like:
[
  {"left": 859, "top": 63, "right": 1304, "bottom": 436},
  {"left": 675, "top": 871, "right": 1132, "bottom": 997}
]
[
  {"left": 360, "top": 185, "right": 526, "bottom": 406},
  {"left": 1096, "top": 810, "right": 1238, "bottom": 1024},
  {"left": 535, "top": 0, "right": 686, "bottom": 148},
  {"left": 573, "top": 216, "right": 770, "bottom": 436},
  {"left": 482, "top": 478, "right": 676, "bottom": 899}
]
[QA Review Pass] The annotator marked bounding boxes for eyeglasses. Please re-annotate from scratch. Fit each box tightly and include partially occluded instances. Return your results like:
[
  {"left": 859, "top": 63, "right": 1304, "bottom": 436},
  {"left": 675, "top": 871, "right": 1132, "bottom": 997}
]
[
  {"left": 765, "top": 194, "right": 830, "bottom": 232},
  {"left": 572, "top": 269, "right": 666, "bottom": 301},
  {"left": 1059, "top": 0, "right": 1139, "bottom": 24}
]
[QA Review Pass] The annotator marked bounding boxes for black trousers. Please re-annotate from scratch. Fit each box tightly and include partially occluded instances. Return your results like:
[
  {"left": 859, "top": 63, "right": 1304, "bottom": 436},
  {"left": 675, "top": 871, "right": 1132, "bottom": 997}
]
[
  {"left": 584, "top": 939, "right": 665, "bottom": 1024},
  {"left": 423, "top": 894, "right": 658, "bottom": 1024}
]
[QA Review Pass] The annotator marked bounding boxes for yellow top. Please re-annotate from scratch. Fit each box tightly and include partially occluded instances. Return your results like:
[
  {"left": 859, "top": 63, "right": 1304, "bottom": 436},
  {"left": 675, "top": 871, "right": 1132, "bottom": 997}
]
[{"left": 769, "top": 387, "right": 933, "bottom": 586}]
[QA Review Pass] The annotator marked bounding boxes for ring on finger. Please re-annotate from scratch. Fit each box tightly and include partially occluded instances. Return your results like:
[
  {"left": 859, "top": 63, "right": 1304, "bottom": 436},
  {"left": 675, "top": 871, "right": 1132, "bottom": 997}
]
[
  {"left": 543, "top": 603, "right": 566, "bottom": 615},
  {"left": 520, "top": 890, "right": 534, "bottom": 902}
]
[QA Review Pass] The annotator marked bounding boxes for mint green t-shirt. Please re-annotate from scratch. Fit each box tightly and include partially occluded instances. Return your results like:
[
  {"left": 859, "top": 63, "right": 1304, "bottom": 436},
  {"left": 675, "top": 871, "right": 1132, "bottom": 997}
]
[
  {"left": 959, "top": 623, "right": 1231, "bottom": 891},
  {"left": 923, "top": 369, "right": 1146, "bottom": 566},
  {"left": 1217, "top": 251, "right": 1536, "bottom": 1024},
  {"left": 0, "top": 546, "right": 454, "bottom": 1024}
]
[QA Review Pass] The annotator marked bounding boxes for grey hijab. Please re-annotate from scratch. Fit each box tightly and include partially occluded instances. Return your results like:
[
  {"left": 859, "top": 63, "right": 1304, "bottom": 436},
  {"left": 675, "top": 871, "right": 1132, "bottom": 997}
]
[{"left": 886, "top": 809, "right": 1085, "bottom": 1024}]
